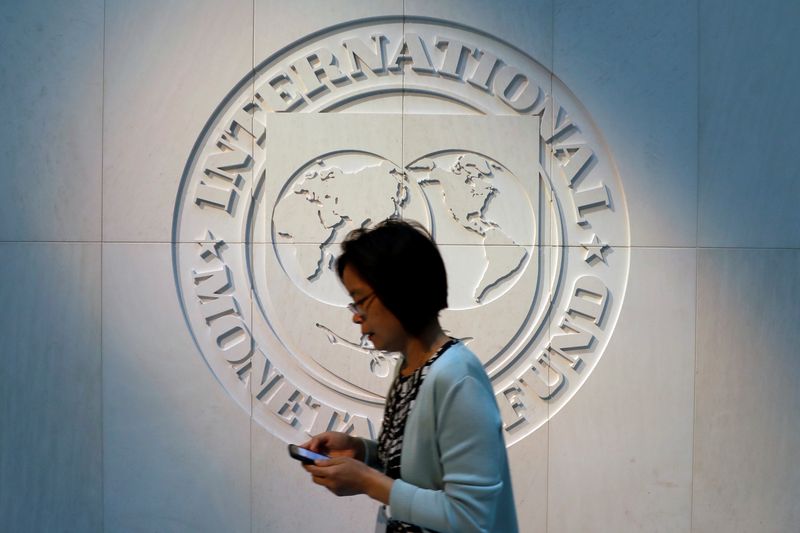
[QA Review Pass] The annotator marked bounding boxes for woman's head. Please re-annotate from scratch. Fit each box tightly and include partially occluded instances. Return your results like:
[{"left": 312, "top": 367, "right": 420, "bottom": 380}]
[{"left": 336, "top": 219, "right": 448, "bottom": 342}]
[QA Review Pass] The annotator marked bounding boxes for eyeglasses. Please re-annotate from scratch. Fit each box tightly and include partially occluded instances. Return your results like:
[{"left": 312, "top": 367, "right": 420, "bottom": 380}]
[{"left": 347, "top": 292, "right": 376, "bottom": 316}]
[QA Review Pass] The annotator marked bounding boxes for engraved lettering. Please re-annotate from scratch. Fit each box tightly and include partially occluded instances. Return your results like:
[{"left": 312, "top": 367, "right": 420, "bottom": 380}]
[
  {"left": 194, "top": 181, "right": 236, "bottom": 213},
  {"left": 493, "top": 65, "right": 541, "bottom": 112},
  {"left": 193, "top": 241, "right": 241, "bottom": 323},
  {"left": 467, "top": 48, "right": 500, "bottom": 92},
  {"left": 496, "top": 386, "right": 527, "bottom": 430},
  {"left": 209, "top": 315, "right": 253, "bottom": 364},
  {"left": 341, "top": 35, "right": 387, "bottom": 78},
  {"left": 304, "top": 398, "right": 376, "bottom": 440},
  {"left": 558, "top": 145, "right": 593, "bottom": 188},
  {"left": 255, "top": 70, "right": 303, "bottom": 111},
  {"left": 388, "top": 33, "right": 436, "bottom": 73},
  {"left": 573, "top": 184, "right": 610, "bottom": 225},
  {"left": 249, "top": 349, "right": 283, "bottom": 399},
  {"left": 266, "top": 383, "right": 305, "bottom": 427},
  {"left": 290, "top": 48, "right": 349, "bottom": 98},
  {"left": 194, "top": 140, "right": 251, "bottom": 214},
  {"left": 193, "top": 266, "right": 231, "bottom": 297},
  {"left": 305, "top": 400, "right": 347, "bottom": 436},
  {"left": 547, "top": 316, "right": 593, "bottom": 369},
  {"left": 537, "top": 95, "right": 574, "bottom": 143},
  {"left": 567, "top": 275, "right": 609, "bottom": 325},
  {"left": 519, "top": 352, "right": 566, "bottom": 399},
  {"left": 199, "top": 295, "right": 238, "bottom": 323},
  {"left": 224, "top": 104, "right": 266, "bottom": 147},
  {"left": 435, "top": 36, "right": 472, "bottom": 79},
  {"left": 338, "top": 413, "right": 376, "bottom": 440}
]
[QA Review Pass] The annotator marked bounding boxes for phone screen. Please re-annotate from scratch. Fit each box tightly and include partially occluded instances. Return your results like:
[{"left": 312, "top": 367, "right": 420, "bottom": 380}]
[{"left": 288, "top": 444, "right": 330, "bottom": 463}]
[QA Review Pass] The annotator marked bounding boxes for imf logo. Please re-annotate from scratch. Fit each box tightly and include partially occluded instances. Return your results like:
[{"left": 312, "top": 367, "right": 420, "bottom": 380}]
[{"left": 173, "top": 18, "right": 630, "bottom": 446}]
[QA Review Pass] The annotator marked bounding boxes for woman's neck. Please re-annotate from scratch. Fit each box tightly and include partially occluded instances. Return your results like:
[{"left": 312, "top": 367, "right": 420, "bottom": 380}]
[{"left": 400, "top": 321, "right": 450, "bottom": 376}]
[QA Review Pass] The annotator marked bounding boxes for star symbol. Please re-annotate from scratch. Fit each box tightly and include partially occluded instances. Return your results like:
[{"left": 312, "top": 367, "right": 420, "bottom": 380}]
[
  {"left": 581, "top": 234, "right": 609, "bottom": 264},
  {"left": 197, "top": 230, "right": 225, "bottom": 261}
]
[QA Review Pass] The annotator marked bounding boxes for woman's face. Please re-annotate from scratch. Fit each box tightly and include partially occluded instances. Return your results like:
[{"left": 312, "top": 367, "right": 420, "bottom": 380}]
[{"left": 341, "top": 264, "right": 408, "bottom": 352}]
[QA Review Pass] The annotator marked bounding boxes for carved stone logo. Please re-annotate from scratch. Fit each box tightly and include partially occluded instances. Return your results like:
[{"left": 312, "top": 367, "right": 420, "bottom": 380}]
[{"left": 173, "top": 18, "right": 630, "bottom": 446}]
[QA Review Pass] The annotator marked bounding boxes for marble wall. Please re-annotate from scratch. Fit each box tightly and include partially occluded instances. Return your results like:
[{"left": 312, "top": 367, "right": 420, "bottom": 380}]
[{"left": 1, "top": 1, "right": 798, "bottom": 532}]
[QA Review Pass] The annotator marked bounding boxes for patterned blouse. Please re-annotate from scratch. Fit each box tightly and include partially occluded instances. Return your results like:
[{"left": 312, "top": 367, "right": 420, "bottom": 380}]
[{"left": 378, "top": 338, "right": 458, "bottom": 533}]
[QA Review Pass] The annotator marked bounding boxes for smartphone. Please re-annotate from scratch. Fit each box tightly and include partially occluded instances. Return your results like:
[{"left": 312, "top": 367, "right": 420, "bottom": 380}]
[{"left": 288, "top": 444, "right": 330, "bottom": 465}]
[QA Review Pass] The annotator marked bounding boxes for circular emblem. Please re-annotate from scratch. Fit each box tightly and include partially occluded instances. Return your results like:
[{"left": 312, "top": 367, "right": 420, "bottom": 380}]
[{"left": 173, "top": 18, "right": 630, "bottom": 446}]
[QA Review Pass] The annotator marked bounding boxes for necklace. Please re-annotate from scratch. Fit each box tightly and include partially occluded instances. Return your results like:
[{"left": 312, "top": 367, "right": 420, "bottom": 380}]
[{"left": 400, "top": 335, "right": 454, "bottom": 376}]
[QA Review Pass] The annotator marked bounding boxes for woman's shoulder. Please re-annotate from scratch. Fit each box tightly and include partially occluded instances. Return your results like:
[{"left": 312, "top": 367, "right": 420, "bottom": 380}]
[{"left": 428, "top": 339, "right": 490, "bottom": 388}]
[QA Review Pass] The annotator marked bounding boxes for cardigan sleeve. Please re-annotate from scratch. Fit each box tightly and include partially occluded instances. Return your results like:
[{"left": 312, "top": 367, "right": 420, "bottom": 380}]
[
  {"left": 357, "top": 437, "right": 381, "bottom": 470},
  {"left": 388, "top": 374, "right": 506, "bottom": 532}
]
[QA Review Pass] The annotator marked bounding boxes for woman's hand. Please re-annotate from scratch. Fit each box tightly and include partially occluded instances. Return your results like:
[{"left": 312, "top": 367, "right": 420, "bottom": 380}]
[
  {"left": 299, "top": 431, "right": 365, "bottom": 461},
  {"left": 303, "top": 457, "right": 393, "bottom": 503}
]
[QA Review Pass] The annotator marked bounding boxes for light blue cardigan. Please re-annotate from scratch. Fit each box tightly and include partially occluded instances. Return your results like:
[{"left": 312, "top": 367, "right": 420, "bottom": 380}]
[{"left": 360, "top": 341, "right": 519, "bottom": 533}]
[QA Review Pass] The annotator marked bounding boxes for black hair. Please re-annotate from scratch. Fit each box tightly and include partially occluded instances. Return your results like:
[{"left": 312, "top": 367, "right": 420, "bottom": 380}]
[{"left": 335, "top": 219, "right": 448, "bottom": 336}]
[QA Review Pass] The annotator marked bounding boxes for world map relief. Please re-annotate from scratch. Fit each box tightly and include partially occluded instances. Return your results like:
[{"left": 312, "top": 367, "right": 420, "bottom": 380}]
[
  {"left": 274, "top": 158, "right": 409, "bottom": 281},
  {"left": 409, "top": 153, "right": 528, "bottom": 302},
  {"left": 273, "top": 152, "right": 527, "bottom": 303}
]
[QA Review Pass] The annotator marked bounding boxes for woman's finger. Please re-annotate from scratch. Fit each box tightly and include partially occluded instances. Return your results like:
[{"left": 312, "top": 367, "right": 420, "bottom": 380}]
[
  {"left": 304, "top": 463, "right": 328, "bottom": 477},
  {"left": 301, "top": 436, "right": 321, "bottom": 451}
]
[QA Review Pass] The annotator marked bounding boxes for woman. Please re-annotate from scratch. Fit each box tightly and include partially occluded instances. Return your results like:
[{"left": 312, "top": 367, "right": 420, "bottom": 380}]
[{"left": 300, "top": 219, "right": 518, "bottom": 533}]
